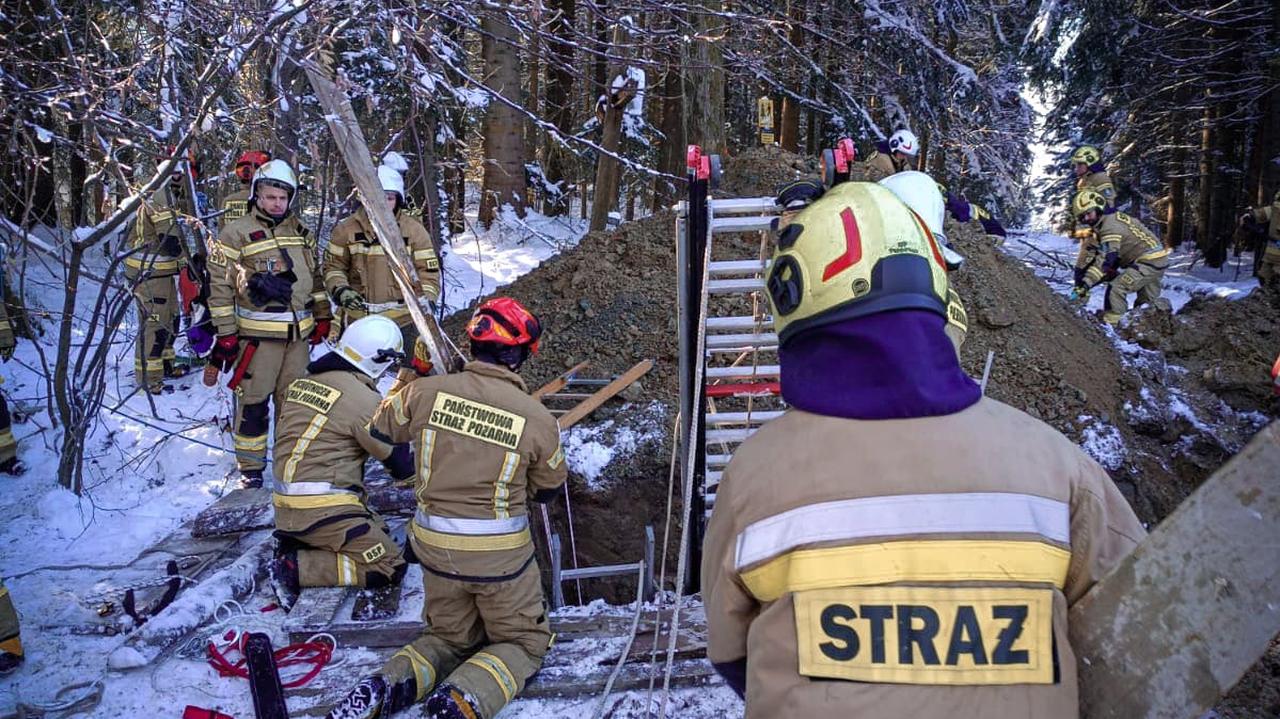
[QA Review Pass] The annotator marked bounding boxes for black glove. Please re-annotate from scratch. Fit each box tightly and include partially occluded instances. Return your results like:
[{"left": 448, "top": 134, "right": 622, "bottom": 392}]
[
  {"left": 1073, "top": 267, "right": 1086, "bottom": 286},
  {"left": 246, "top": 270, "right": 297, "bottom": 307},
  {"left": 334, "top": 286, "right": 365, "bottom": 311},
  {"left": 776, "top": 179, "right": 826, "bottom": 211}
]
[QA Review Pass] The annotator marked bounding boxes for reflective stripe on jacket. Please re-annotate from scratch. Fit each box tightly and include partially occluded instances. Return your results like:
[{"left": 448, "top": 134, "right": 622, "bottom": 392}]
[{"left": 324, "top": 208, "right": 440, "bottom": 325}]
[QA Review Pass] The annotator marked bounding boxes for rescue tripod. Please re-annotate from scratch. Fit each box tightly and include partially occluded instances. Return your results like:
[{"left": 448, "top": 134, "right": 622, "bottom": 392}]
[{"left": 674, "top": 145, "right": 789, "bottom": 592}]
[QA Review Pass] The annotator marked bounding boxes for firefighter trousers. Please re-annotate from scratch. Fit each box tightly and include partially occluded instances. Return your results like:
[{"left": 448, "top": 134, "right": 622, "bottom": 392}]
[
  {"left": 1104, "top": 261, "right": 1168, "bottom": 325},
  {"left": 1258, "top": 242, "right": 1280, "bottom": 284},
  {"left": 381, "top": 559, "right": 553, "bottom": 718},
  {"left": 276, "top": 509, "right": 405, "bottom": 588},
  {"left": 0, "top": 579, "right": 21, "bottom": 659},
  {"left": 132, "top": 274, "right": 178, "bottom": 389},
  {"left": 232, "top": 338, "right": 310, "bottom": 474},
  {"left": 0, "top": 394, "right": 14, "bottom": 465}
]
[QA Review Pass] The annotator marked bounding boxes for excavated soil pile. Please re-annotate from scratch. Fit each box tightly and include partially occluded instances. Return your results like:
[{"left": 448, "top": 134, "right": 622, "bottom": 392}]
[{"left": 1121, "top": 285, "right": 1280, "bottom": 417}]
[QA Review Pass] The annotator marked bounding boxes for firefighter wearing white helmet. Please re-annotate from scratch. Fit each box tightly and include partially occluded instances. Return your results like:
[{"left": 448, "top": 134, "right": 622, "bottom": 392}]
[
  {"left": 866, "top": 129, "right": 920, "bottom": 181},
  {"left": 324, "top": 163, "right": 441, "bottom": 380},
  {"left": 703, "top": 181, "right": 1145, "bottom": 719},
  {"left": 207, "top": 158, "right": 333, "bottom": 487},
  {"left": 878, "top": 171, "right": 970, "bottom": 358},
  {"left": 268, "top": 314, "right": 416, "bottom": 610}
]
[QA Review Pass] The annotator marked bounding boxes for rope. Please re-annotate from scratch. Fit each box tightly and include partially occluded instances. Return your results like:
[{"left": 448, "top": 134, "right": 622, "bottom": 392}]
[
  {"left": 562, "top": 481, "right": 584, "bottom": 604},
  {"left": 594, "top": 560, "right": 647, "bottom": 718},
  {"left": 205, "top": 628, "right": 336, "bottom": 689},
  {"left": 0, "top": 681, "right": 104, "bottom": 719},
  {"left": 659, "top": 228, "right": 714, "bottom": 719},
  {"left": 644, "top": 414, "right": 682, "bottom": 708}
]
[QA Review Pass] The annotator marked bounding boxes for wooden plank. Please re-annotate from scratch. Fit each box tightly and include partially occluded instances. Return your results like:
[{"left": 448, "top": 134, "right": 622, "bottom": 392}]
[
  {"left": 191, "top": 486, "right": 272, "bottom": 538},
  {"left": 1072, "top": 420, "right": 1280, "bottom": 719},
  {"left": 304, "top": 61, "right": 460, "bottom": 375},
  {"left": 532, "top": 360, "right": 591, "bottom": 399},
  {"left": 557, "top": 359, "right": 653, "bottom": 430}
]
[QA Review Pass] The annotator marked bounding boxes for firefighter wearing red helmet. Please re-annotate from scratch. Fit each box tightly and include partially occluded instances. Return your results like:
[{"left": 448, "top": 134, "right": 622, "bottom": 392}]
[
  {"left": 220, "top": 150, "right": 272, "bottom": 225},
  {"left": 326, "top": 297, "right": 565, "bottom": 719}
]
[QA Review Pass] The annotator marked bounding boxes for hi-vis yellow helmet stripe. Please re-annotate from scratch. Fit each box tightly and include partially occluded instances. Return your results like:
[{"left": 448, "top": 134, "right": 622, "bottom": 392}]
[{"left": 766, "top": 182, "right": 950, "bottom": 345}]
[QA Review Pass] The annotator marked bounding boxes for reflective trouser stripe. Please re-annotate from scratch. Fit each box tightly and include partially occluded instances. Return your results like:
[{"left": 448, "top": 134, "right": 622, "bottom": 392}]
[
  {"left": 393, "top": 645, "right": 437, "bottom": 699},
  {"left": 272, "top": 493, "right": 364, "bottom": 511},
  {"left": 233, "top": 433, "right": 269, "bottom": 464},
  {"left": 336, "top": 555, "right": 358, "bottom": 585},
  {"left": 465, "top": 651, "right": 517, "bottom": 703}
]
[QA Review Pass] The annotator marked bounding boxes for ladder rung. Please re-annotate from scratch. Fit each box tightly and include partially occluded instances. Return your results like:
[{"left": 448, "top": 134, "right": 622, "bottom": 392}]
[
  {"left": 707, "top": 364, "right": 780, "bottom": 380},
  {"left": 710, "top": 215, "right": 777, "bottom": 234},
  {"left": 705, "top": 332, "right": 778, "bottom": 350},
  {"left": 706, "top": 381, "right": 781, "bottom": 398},
  {"left": 706, "top": 411, "right": 784, "bottom": 426},
  {"left": 708, "top": 259, "right": 769, "bottom": 276},
  {"left": 709, "top": 197, "right": 781, "bottom": 214},
  {"left": 706, "top": 427, "right": 758, "bottom": 445},
  {"left": 706, "top": 470, "right": 722, "bottom": 488},
  {"left": 706, "top": 316, "right": 774, "bottom": 331},
  {"left": 707, "top": 278, "right": 765, "bottom": 294},
  {"left": 706, "top": 453, "right": 732, "bottom": 467}
]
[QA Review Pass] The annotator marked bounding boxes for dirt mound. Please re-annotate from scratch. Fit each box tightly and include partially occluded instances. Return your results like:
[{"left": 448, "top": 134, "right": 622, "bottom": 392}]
[
  {"left": 1121, "top": 285, "right": 1280, "bottom": 418},
  {"left": 716, "top": 146, "right": 814, "bottom": 198}
]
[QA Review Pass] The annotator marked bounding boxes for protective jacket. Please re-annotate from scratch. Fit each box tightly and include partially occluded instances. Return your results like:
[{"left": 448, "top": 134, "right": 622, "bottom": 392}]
[
  {"left": 220, "top": 187, "right": 251, "bottom": 225},
  {"left": 1076, "top": 169, "right": 1116, "bottom": 209},
  {"left": 371, "top": 361, "right": 566, "bottom": 580},
  {"left": 864, "top": 144, "right": 903, "bottom": 182},
  {"left": 702, "top": 398, "right": 1145, "bottom": 719},
  {"left": 208, "top": 208, "right": 331, "bottom": 340},
  {"left": 125, "top": 190, "right": 186, "bottom": 279},
  {"left": 323, "top": 207, "right": 441, "bottom": 325},
  {"left": 1083, "top": 211, "right": 1169, "bottom": 286},
  {"left": 1249, "top": 199, "right": 1280, "bottom": 242},
  {"left": 273, "top": 368, "right": 404, "bottom": 521}
]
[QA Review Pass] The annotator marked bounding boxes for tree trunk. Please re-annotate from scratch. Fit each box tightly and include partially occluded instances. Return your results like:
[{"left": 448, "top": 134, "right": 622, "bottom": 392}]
[
  {"left": 653, "top": 62, "right": 685, "bottom": 211},
  {"left": 682, "top": 0, "right": 726, "bottom": 154},
  {"left": 1166, "top": 140, "right": 1186, "bottom": 248},
  {"left": 1256, "top": 5, "right": 1280, "bottom": 204},
  {"left": 479, "top": 9, "right": 528, "bottom": 227},
  {"left": 589, "top": 23, "right": 631, "bottom": 232},
  {"left": 778, "top": 0, "right": 805, "bottom": 152},
  {"left": 542, "top": 0, "right": 576, "bottom": 216},
  {"left": 1196, "top": 103, "right": 1215, "bottom": 256}
]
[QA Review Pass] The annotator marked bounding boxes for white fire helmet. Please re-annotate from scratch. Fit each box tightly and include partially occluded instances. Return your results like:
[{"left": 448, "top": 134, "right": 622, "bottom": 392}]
[
  {"left": 888, "top": 129, "right": 920, "bottom": 158},
  {"left": 879, "top": 171, "right": 964, "bottom": 270},
  {"left": 336, "top": 315, "right": 404, "bottom": 379},
  {"left": 249, "top": 159, "right": 299, "bottom": 203},
  {"left": 378, "top": 164, "right": 405, "bottom": 201}
]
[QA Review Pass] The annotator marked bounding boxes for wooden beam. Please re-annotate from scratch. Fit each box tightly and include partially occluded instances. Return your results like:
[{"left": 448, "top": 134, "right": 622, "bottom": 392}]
[
  {"left": 1072, "top": 420, "right": 1280, "bottom": 719},
  {"left": 557, "top": 359, "right": 653, "bottom": 430},
  {"left": 303, "top": 60, "right": 460, "bottom": 375},
  {"left": 532, "top": 360, "right": 591, "bottom": 399}
]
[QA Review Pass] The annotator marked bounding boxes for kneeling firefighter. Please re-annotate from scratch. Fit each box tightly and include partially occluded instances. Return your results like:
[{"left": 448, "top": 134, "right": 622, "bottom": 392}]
[
  {"left": 703, "top": 181, "right": 1145, "bottom": 718},
  {"left": 326, "top": 297, "right": 566, "bottom": 719},
  {"left": 1071, "top": 189, "right": 1171, "bottom": 324},
  {"left": 268, "top": 315, "right": 416, "bottom": 610}
]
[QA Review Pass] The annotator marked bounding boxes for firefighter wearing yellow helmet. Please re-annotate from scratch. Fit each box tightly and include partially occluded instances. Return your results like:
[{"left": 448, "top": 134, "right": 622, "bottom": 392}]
[
  {"left": 702, "top": 181, "right": 1145, "bottom": 719},
  {"left": 1069, "top": 145, "right": 1116, "bottom": 264},
  {"left": 1072, "top": 189, "right": 1171, "bottom": 324}
]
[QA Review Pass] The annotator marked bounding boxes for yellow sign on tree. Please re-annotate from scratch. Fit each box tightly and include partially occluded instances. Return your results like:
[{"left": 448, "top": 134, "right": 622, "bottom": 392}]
[{"left": 757, "top": 96, "right": 775, "bottom": 146}]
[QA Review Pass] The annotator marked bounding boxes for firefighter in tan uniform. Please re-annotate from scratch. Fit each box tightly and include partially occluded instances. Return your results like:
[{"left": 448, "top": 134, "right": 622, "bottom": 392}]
[
  {"left": 1073, "top": 189, "right": 1171, "bottom": 324},
  {"left": 126, "top": 167, "right": 191, "bottom": 393},
  {"left": 324, "top": 165, "right": 441, "bottom": 352},
  {"left": 703, "top": 181, "right": 1146, "bottom": 718},
  {"left": 220, "top": 150, "right": 271, "bottom": 227},
  {"left": 0, "top": 285, "right": 25, "bottom": 476},
  {"left": 1239, "top": 189, "right": 1280, "bottom": 286},
  {"left": 208, "top": 159, "right": 332, "bottom": 487},
  {"left": 268, "top": 315, "right": 416, "bottom": 609},
  {"left": 0, "top": 578, "right": 20, "bottom": 675},
  {"left": 864, "top": 129, "right": 919, "bottom": 182},
  {"left": 1069, "top": 145, "right": 1116, "bottom": 260},
  {"left": 326, "top": 297, "right": 566, "bottom": 719}
]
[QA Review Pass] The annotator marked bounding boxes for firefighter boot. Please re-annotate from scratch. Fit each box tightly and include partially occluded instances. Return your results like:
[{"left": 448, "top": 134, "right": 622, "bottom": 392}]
[
  {"left": 326, "top": 674, "right": 417, "bottom": 719},
  {"left": 269, "top": 547, "right": 301, "bottom": 612},
  {"left": 239, "top": 468, "right": 264, "bottom": 489},
  {"left": 424, "top": 684, "right": 483, "bottom": 719}
]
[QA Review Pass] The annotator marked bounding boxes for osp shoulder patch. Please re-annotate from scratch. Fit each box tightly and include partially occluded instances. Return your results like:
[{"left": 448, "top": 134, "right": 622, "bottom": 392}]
[
  {"left": 428, "top": 392, "right": 526, "bottom": 451},
  {"left": 286, "top": 379, "right": 342, "bottom": 414},
  {"left": 362, "top": 542, "right": 387, "bottom": 563},
  {"left": 793, "top": 585, "right": 1054, "bottom": 686}
]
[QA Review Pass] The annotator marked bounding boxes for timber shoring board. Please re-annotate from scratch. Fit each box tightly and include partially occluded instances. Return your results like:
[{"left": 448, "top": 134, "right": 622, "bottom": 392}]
[
  {"left": 557, "top": 359, "right": 654, "bottom": 429},
  {"left": 533, "top": 360, "right": 591, "bottom": 399},
  {"left": 1072, "top": 420, "right": 1280, "bottom": 719}
]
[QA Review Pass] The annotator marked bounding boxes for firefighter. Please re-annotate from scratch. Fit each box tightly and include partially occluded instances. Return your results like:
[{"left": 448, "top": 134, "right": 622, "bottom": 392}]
[
  {"left": 220, "top": 150, "right": 272, "bottom": 226},
  {"left": 865, "top": 129, "right": 919, "bottom": 182},
  {"left": 268, "top": 315, "right": 416, "bottom": 609},
  {"left": 125, "top": 162, "right": 191, "bottom": 394},
  {"left": 0, "top": 287, "right": 23, "bottom": 476},
  {"left": 1070, "top": 144, "right": 1116, "bottom": 249},
  {"left": 207, "top": 159, "right": 332, "bottom": 488},
  {"left": 877, "top": 171, "right": 970, "bottom": 359},
  {"left": 0, "top": 578, "right": 20, "bottom": 675},
  {"left": 1072, "top": 189, "right": 1171, "bottom": 324},
  {"left": 943, "top": 188, "right": 1008, "bottom": 244},
  {"left": 703, "top": 181, "right": 1145, "bottom": 718},
  {"left": 1238, "top": 189, "right": 1280, "bottom": 286},
  {"left": 324, "top": 165, "right": 441, "bottom": 355},
  {"left": 325, "top": 297, "right": 565, "bottom": 719}
]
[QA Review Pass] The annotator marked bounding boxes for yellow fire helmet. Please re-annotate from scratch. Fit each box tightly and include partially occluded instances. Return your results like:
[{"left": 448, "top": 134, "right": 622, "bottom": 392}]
[
  {"left": 766, "top": 181, "right": 950, "bottom": 346},
  {"left": 1071, "top": 145, "right": 1101, "bottom": 166},
  {"left": 1072, "top": 188, "right": 1107, "bottom": 221}
]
